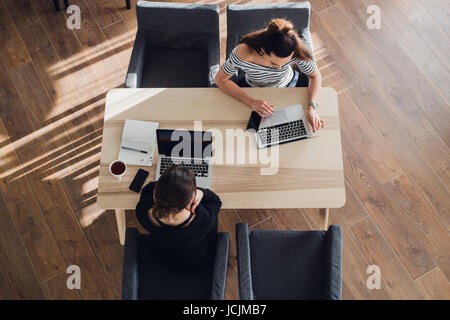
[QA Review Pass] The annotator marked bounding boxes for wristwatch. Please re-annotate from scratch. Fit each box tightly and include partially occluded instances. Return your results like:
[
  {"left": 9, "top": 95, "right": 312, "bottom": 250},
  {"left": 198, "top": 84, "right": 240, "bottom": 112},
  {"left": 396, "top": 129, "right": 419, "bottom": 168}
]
[{"left": 308, "top": 102, "right": 319, "bottom": 110}]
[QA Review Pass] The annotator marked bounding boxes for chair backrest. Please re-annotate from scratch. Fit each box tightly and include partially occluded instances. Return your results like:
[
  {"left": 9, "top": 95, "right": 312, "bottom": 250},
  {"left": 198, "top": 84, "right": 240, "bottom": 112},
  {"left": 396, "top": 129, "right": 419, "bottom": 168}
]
[
  {"left": 122, "top": 228, "right": 229, "bottom": 300},
  {"left": 236, "top": 223, "right": 342, "bottom": 300},
  {"left": 226, "top": 2, "right": 312, "bottom": 58},
  {"left": 136, "top": 1, "right": 219, "bottom": 51},
  {"left": 136, "top": 234, "right": 214, "bottom": 299}
]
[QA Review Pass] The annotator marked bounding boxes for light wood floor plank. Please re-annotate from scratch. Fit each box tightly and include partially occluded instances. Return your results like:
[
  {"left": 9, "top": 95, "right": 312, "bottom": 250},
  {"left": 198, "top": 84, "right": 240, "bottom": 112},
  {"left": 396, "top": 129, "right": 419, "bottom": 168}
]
[
  {"left": 393, "top": 0, "right": 450, "bottom": 70},
  {"left": 85, "top": 0, "right": 122, "bottom": 29},
  {"left": 360, "top": 0, "right": 450, "bottom": 103},
  {"left": 41, "top": 273, "right": 82, "bottom": 300},
  {"left": 0, "top": 2, "right": 31, "bottom": 70},
  {"left": 0, "top": 170, "right": 45, "bottom": 299},
  {"left": 348, "top": 217, "right": 424, "bottom": 299},
  {"left": 4, "top": 0, "right": 39, "bottom": 28},
  {"left": 417, "top": 0, "right": 450, "bottom": 36},
  {"left": 414, "top": 268, "right": 450, "bottom": 300},
  {"left": 0, "top": 119, "right": 66, "bottom": 283},
  {"left": 383, "top": 174, "right": 450, "bottom": 280},
  {"left": 17, "top": 142, "right": 117, "bottom": 299},
  {"left": 341, "top": 132, "right": 436, "bottom": 278},
  {"left": 415, "top": 132, "right": 450, "bottom": 189}
]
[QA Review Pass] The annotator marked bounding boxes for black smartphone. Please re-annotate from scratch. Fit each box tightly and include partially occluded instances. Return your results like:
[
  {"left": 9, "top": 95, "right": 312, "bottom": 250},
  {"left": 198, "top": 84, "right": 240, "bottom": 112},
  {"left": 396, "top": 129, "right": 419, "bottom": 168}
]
[{"left": 129, "top": 169, "right": 149, "bottom": 193}]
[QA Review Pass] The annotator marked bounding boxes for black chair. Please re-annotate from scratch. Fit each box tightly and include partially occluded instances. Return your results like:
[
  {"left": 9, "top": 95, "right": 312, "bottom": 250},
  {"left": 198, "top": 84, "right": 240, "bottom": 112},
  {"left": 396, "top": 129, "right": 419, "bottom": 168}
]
[
  {"left": 52, "top": 0, "right": 69, "bottom": 11},
  {"left": 53, "top": 0, "right": 130, "bottom": 12},
  {"left": 122, "top": 228, "right": 230, "bottom": 300},
  {"left": 125, "top": 1, "right": 220, "bottom": 88},
  {"left": 226, "top": 2, "right": 314, "bottom": 87},
  {"left": 236, "top": 223, "right": 342, "bottom": 300}
]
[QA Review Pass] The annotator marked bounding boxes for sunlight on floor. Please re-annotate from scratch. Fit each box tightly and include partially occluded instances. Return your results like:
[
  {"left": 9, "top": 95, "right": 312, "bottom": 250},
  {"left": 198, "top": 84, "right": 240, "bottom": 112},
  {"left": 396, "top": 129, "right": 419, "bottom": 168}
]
[
  {"left": 0, "top": 28, "right": 133, "bottom": 226},
  {"left": 48, "top": 31, "right": 132, "bottom": 72},
  {"left": 105, "top": 88, "right": 167, "bottom": 120}
]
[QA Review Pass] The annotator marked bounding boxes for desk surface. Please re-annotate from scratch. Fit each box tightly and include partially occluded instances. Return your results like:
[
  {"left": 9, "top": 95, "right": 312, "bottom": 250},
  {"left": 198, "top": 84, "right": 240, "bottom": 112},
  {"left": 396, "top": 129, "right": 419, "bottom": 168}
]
[{"left": 97, "top": 87, "right": 345, "bottom": 209}]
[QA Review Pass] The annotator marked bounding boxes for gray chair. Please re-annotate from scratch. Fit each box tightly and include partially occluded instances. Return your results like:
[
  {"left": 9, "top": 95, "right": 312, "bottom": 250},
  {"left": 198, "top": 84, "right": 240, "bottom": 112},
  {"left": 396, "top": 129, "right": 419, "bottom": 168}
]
[
  {"left": 122, "top": 228, "right": 229, "bottom": 300},
  {"left": 53, "top": 0, "right": 130, "bottom": 11},
  {"left": 236, "top": 223, "right": 342, "bottom": 300},
  {"left": 226, "top": 2, "right": 314, "bottom": 87},
  {"left": 125, "top": 1, "right": 220, "bottom": 88}
]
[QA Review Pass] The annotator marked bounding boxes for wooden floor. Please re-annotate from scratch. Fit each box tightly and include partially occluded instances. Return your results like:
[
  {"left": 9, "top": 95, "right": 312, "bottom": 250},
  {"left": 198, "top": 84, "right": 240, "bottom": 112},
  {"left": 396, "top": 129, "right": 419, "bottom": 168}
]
[{"left": 0, "top": 0, "right": 449, "bottom": 300}]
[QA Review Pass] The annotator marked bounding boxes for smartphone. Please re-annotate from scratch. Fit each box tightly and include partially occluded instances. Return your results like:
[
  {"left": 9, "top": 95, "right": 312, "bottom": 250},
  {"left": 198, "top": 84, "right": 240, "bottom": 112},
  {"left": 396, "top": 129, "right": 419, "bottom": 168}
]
[{"left": 129, "top": 169, "right": 149, "bottom": 193}]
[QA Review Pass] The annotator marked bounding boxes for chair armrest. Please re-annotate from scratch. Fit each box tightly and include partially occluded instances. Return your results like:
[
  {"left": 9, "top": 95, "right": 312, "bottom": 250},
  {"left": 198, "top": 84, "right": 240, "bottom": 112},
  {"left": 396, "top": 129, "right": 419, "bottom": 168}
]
[
  {"left": 210, "top": 232, "right": 230, "bottom": 300},
  {"left": 208, "top": 63, "right": 220, "bottom": 87},
  {"left": 325, "top": 224, "right": 342, "bottom": 300},
  {"left": 207, "top": 36, "right": 220, "bottom": 87},
  {"left": 236, "top": 223, "right": 254, "bottom": 300},
  {"left": 300, "top": 27, "right": 315, "bottom": 60},
  {"left": 121, "top": 228, "right": 140, "bottom": 300},
  {"left": 125, "top": 30, "right": 147, "bottom": 88}
]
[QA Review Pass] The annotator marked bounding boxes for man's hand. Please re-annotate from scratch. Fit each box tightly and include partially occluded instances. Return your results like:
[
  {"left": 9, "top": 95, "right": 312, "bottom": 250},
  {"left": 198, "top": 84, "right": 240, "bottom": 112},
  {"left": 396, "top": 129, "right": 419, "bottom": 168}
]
[{"left": 307, "top": 106, "right": 325, "bottom": 132}]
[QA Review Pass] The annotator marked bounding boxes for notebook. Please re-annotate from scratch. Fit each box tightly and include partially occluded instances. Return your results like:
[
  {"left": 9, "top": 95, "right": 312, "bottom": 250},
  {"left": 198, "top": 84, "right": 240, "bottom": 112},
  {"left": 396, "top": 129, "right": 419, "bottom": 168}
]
[{"left": 118, "top": 119, "right": 159, "bottom": 166}]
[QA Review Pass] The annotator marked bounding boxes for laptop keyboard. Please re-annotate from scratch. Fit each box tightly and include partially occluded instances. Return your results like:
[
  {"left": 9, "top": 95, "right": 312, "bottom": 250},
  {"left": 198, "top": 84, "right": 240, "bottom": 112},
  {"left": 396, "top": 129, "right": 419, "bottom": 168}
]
[
  {"left": 258, "top": 120, "right": 307, "bottom": 146},
  {"left": 160, "top": 157, "right": 209, "bottom": 177}
]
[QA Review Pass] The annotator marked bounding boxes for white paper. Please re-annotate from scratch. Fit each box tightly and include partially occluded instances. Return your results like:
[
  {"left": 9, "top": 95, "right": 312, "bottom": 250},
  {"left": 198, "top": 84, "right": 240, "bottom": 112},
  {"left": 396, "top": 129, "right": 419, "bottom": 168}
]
[{"left": 118, "top": 119, "right": 159, "bottom": 166}]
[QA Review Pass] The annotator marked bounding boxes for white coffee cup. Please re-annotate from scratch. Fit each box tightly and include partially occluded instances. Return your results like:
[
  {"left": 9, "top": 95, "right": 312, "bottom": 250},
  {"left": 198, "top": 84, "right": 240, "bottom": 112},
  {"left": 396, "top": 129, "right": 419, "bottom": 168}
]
[{"left": 109, "top": 160, "right": 127, "bottom": 181}]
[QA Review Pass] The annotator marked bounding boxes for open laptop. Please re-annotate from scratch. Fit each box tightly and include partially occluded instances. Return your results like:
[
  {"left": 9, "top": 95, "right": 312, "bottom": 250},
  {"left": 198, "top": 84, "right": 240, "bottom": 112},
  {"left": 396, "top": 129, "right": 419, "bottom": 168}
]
[
  {"left": 155, "top": 129, "right": 212, "bottom": 188},
  {"left": 247, "top": 104, "right": 312, "bottom": 149}
]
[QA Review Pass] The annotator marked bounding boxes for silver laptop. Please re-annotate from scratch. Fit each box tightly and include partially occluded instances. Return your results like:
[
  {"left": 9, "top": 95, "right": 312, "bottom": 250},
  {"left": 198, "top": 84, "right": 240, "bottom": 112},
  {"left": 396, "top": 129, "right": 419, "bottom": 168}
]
[
  {"left": 247, "top": 104, "right": 312, "bottom": 149},
  {"left": 155, "top": 129, "right": 212, "bottom": 188}
]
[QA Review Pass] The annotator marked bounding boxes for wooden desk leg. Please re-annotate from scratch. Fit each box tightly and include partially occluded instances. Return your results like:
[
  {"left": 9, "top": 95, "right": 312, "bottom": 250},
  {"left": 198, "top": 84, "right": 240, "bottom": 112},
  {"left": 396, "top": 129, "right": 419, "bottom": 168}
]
[
  {"left": 319, "top": 208, "right": 329, "bottom": 230},
  {"left": 115, "top": 209, "right": 126, "bottom": 245}
]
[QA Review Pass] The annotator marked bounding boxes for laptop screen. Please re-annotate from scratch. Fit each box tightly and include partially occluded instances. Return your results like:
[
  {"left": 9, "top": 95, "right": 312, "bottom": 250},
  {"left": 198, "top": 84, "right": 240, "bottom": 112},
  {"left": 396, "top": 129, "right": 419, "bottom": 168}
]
[{"left": 156, "top": 129, "right": 212, "bottom": 158}]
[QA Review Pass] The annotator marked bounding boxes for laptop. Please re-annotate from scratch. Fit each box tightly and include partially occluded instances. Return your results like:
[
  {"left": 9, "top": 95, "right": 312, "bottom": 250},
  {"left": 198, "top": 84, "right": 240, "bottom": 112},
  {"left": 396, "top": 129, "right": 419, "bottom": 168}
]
[
  {"left": 155, "top": 129, "right": 213, "bottom": 188},
  {"left": 247, "top": 104, "right": 312, "bottom": 149}
]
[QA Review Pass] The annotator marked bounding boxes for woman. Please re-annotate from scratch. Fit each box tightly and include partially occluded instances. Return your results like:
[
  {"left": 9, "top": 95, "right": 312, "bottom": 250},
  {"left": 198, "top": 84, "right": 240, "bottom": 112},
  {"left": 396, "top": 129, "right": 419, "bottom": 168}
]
[
  {"left": 135, "top": 165, "right": 222, "bottom": 269},
  {"left": 215, "top": 18, "right": 324, "bottom": 132}
]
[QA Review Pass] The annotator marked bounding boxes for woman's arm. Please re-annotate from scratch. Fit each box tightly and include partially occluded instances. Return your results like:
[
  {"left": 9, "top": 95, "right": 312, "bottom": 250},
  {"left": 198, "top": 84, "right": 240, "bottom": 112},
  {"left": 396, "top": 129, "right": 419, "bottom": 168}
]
[
  {"left": 215, "top": 68, "right": 273, "bottom": 117},
  {"left": 197, "top": 188, "right": 222, "bottom": 215},
  {"left": 141, "top": 181, "right": 155, "bottom": 197},
  {"left": 306, "top": 68, "right": 325, "bottom": 132},
  {"left": 308, "top": 67, "right": 322, "bottom": 105}
]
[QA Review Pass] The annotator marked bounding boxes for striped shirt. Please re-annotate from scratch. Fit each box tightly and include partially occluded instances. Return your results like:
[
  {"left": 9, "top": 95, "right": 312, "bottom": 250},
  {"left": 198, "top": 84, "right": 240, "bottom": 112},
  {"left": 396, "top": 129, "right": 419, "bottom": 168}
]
[{"left": 222, "top": 46, "right": 316, "bottom": 87}]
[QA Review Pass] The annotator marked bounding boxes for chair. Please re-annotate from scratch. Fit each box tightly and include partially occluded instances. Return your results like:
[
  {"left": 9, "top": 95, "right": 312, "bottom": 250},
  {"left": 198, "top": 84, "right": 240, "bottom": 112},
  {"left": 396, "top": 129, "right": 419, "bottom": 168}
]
[
  {"left": 125, "top": 1, "right": 220, "bottom": 88},
  {"left": 52, "top": 0, "right": 69, "bottom": 11},
  {"left": 53, "top": 0, "right": 130, "bottom": 12},
  {"left": 236, "top": 223, "right": 342, "bottom": 300},
  {"left": 122, "top": 228, "right": 229, "bottom": 300},
  {"left": 226, "top": 2, "right": 314, "bottom": 87}
]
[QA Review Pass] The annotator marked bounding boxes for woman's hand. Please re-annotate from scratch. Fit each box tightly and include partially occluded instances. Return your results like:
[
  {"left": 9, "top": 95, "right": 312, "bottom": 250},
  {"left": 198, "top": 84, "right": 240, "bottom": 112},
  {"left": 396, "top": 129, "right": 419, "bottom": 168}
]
[
  {"left": 190, "top": 189, "right": 204, "bottom": 213},
  {"left": 307, "top": 106, "right": 325, "bottom": 132},
  {"left": 250, "top": 99, "right": 274, "bottom": 117}
]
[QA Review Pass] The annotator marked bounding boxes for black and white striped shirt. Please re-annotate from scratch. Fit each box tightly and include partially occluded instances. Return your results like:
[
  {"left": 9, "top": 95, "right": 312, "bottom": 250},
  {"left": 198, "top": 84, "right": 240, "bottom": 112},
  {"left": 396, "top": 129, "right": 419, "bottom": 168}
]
[{"left": 222, "top": 46, "right": 316, "bottom": 87}]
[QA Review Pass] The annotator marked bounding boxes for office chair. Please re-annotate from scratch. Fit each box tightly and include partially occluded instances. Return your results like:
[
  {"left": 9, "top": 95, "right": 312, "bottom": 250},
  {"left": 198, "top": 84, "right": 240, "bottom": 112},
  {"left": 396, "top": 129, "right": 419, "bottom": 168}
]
[
  {"left": 236, "top": 223, "right": 342, "bottom": 300},
  {"left": 52, "top": 0, "right": 131, "bottom": 11},
  {"left": 125, "top": 1, "right": 220, "bottom": 88},
  {"left": 122, "top": 228, "right": 230, "bottom": 300}
]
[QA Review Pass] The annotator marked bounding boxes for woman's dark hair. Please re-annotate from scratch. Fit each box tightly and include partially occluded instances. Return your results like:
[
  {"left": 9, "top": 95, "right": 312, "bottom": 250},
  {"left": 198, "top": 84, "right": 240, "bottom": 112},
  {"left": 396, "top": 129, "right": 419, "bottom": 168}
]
[
  {"left": 152, "top": 166, "right": 197, "bottom": 219},
  {"left": 240, "top": 18, "right": 313, "bottom": 61}
]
